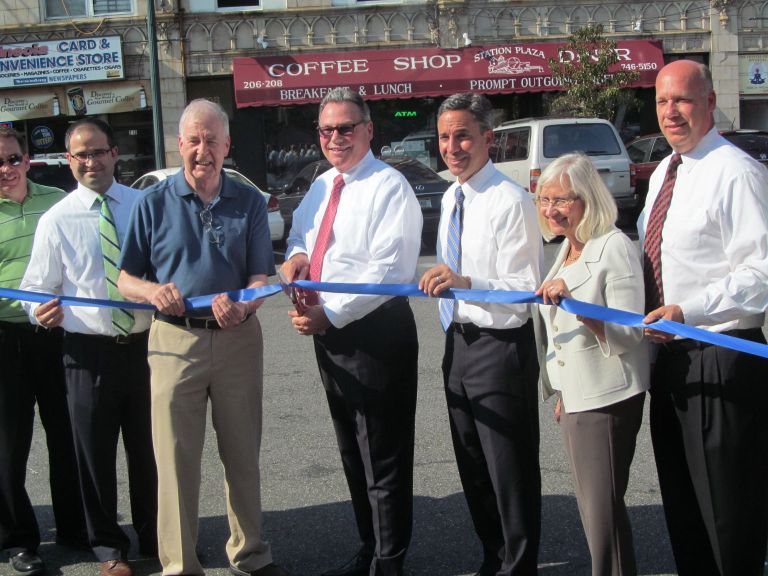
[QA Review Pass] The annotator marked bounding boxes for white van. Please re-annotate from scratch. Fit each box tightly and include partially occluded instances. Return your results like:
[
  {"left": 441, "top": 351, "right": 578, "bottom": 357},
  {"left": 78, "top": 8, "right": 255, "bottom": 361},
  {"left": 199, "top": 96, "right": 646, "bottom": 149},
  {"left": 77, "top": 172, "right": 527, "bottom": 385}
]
[{"left": 490, "top": 117, "right": 637, "bottom": 211}]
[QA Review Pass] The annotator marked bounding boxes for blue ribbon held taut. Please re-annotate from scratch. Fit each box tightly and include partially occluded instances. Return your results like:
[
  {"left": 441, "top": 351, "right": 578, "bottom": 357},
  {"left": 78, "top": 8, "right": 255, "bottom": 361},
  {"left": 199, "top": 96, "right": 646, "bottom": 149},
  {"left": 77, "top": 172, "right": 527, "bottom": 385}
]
[{"left": 2, "top": 282, "right": 766, "bottom": 360}]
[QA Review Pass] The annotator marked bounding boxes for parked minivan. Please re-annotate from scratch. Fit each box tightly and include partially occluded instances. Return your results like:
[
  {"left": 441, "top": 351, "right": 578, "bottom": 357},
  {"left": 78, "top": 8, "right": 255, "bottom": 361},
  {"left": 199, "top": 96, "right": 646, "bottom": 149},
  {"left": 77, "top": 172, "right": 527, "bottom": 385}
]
[{"left": 490, "top": 117, "right": 637, "bottom": 212}]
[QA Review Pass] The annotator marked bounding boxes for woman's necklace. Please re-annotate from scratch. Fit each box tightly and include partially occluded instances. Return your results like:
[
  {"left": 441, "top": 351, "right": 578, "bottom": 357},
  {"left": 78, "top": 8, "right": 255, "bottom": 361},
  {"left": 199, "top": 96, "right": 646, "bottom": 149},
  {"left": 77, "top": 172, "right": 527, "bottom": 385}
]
[{"left": 564, "top": 245, "right": 583, "bottom": 265}]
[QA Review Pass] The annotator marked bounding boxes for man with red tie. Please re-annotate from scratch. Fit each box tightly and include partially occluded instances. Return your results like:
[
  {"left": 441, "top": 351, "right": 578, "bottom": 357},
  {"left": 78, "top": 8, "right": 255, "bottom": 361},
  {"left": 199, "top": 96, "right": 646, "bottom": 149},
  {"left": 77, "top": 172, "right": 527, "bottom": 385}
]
[
  {"left": 280, "top": 87, "right": 422, "bottom": 576},
  {"left": 640, "top": 60, "right": 768, "bottom": 576}
]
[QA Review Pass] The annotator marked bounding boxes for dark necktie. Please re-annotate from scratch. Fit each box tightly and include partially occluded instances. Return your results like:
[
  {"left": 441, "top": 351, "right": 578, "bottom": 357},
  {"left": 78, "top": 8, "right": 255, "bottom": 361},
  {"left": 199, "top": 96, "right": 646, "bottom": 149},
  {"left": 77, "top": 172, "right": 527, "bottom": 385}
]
[{"left": 643, "top": 153, "right": 682, "bottom": 313}]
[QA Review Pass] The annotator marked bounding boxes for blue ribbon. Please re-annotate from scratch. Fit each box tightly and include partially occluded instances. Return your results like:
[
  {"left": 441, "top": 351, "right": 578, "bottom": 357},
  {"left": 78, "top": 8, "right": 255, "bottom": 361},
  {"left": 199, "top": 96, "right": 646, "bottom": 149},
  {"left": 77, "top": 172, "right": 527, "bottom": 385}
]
[
  {"left": 0, "top": 285, "right": 283, "bottom": 311},
  {"left": 2, "top": 282, "right": 766, "bottom": 359},
  {"left": 293, "top": 280, "right": 768, "bottom": 359}
]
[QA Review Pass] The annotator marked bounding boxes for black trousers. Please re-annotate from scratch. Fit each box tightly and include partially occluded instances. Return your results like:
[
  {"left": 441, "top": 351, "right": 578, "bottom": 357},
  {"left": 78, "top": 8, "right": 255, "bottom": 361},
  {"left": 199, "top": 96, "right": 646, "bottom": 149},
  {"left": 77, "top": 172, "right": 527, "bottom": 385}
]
[
  {"left": 314, "top": 298, "right": 418, "bottom": 576},
  {"left": 650, "top": 329, "right": 768, "bottom": 576},
  {"left": 443, "top": 320, "right": 541, "bottom": 576},
  {"left": 0, "top": 323, "right": 85, "bottom": 554},
  {"left": 62, "top": 331, "right": 157, "bottom": 562}
]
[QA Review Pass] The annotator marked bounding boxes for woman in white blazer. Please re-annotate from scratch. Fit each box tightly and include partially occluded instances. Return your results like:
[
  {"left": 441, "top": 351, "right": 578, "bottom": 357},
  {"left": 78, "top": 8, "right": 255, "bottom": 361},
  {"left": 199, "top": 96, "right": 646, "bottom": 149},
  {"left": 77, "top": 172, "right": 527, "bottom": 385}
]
[{"left": 533, "top": 153, "right": 649, "bottom": 576}]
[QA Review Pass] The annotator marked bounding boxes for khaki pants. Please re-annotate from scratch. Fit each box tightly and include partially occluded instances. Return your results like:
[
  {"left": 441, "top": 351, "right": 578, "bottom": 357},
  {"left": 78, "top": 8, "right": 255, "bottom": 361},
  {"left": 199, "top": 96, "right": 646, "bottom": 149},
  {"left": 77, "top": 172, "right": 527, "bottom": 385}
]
[{"left": 148, "top": 316, "right": 272, "bottom": 576}]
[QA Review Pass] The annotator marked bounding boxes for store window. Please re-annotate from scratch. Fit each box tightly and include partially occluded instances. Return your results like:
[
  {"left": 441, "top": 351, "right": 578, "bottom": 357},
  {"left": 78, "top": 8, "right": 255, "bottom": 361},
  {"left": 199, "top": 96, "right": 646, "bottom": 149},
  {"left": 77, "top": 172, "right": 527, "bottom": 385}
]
[{"left": 45, "top": 0, "right": 132, "bottom": 19}]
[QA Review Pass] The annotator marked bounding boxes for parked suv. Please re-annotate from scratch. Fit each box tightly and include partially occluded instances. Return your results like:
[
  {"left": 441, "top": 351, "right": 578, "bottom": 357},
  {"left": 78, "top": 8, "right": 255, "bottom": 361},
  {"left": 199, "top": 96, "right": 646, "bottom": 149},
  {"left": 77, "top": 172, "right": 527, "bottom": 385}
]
[{"left": 490, "top": 117, "right": 637, "bottom": 212}]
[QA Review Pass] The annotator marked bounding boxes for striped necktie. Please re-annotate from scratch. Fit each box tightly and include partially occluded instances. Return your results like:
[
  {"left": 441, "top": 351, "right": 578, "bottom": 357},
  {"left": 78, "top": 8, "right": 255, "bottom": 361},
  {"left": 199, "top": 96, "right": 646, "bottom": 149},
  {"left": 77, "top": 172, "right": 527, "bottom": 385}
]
[
  {"left": 439, "top": 186, "right": 465, "bottom": 331},
  {"left": 96, "top": 195, "right": 135, "bottom": 335},
  {"left": 642, "top": 153, "right": 682, "bottom": 313}
]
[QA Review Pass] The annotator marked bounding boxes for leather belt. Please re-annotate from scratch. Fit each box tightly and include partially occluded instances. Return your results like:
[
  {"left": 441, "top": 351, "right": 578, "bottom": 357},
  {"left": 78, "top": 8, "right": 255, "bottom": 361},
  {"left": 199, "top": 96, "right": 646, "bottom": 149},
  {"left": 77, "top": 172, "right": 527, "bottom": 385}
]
[{"left": 155, "top": 313, "right": 221, "bottom": 330}]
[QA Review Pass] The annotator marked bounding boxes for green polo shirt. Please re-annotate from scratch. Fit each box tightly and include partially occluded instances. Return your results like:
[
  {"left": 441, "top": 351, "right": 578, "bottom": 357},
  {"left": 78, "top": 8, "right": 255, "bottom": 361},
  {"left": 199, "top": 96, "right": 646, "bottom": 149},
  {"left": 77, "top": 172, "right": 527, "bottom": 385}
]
[{"left": 0, "top": 180, "right": 66, "bottom": 323}]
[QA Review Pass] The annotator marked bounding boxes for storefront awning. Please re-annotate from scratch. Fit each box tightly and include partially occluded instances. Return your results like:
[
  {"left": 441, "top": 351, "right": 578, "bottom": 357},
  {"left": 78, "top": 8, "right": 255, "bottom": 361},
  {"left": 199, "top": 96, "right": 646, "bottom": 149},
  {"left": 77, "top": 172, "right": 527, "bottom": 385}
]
[{"left": 233, "top": 40, "right": 664, "bottom": 108}]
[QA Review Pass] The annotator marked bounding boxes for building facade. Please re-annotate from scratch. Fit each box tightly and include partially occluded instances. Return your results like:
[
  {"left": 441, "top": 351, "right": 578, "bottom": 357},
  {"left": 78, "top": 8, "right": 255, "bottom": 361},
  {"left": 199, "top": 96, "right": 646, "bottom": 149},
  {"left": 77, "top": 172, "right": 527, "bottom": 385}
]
[{"left": 2, "top": 0, "right": 767, "bottom": 187}]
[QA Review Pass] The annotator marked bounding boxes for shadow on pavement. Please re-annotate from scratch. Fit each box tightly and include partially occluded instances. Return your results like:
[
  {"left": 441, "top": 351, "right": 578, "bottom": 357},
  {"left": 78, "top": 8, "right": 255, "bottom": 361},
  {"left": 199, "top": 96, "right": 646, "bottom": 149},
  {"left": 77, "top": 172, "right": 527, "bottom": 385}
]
[{"left": 30, "top": 494, "right": 673, "bottom": 575}]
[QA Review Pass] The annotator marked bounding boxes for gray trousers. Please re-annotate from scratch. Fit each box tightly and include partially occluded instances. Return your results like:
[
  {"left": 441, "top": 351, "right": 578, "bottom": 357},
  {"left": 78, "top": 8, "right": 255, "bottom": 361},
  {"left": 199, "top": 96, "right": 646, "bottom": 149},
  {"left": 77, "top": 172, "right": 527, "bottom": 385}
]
[{"left": 559, "top": 392, "right": 645, "bottom": 576}]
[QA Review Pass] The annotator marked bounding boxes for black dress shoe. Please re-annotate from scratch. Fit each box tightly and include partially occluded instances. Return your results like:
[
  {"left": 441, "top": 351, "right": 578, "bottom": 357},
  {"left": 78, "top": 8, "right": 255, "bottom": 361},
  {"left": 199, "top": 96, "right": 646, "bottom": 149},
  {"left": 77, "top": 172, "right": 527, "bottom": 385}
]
[
  {"left": 320, "top": 550, "right": 372, "bottom": 576},
  {"left": 9, "top": 551, "right": 45, "bottom": 576}
]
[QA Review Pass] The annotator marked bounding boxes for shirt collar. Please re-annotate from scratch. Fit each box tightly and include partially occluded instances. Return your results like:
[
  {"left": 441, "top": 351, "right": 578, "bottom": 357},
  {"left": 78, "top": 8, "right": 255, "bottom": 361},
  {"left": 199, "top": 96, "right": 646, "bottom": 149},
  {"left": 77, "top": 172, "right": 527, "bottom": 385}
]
[
  {"left": 72, "top": 179, "right": 120, "bottom": 210},
  {"left": 172, "top": 169, "right": 232, "bottom": 199},
  {"left": 679, "top": 127, "right": 721, "bottom": 170},
  {"left": 0, "top": 178, "right": 41, "bottom": 205},
  {"left": 331, "top": 150, "right": 375, "bottom": 184},
  {"left": 449, "top": 159, "right": 495, "bottom": 202}
]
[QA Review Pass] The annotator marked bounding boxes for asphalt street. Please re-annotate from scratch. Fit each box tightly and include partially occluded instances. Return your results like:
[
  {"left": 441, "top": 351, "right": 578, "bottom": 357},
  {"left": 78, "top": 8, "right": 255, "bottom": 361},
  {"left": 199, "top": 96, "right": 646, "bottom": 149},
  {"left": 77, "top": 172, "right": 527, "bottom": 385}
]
[{"left": 12, "top": 237, "right": 767, "bottom": 576}]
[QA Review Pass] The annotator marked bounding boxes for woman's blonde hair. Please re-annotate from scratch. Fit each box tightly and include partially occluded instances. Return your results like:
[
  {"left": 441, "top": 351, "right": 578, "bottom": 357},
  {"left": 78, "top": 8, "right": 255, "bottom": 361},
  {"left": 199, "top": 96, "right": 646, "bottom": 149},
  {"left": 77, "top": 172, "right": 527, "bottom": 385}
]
[{"left": 535, "top": 153, "right": 618, "bottom": 242}]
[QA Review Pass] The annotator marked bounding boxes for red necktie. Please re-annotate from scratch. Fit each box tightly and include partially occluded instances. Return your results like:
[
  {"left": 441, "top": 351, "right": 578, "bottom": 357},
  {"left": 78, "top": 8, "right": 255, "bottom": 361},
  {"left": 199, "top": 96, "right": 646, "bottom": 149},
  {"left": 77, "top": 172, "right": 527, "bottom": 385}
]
[
  {"left": 643, "top": 153, "right": 682, "bottom": 313},
  {"left": 305, "top": 174, "right": 344, "bottom": 306}
]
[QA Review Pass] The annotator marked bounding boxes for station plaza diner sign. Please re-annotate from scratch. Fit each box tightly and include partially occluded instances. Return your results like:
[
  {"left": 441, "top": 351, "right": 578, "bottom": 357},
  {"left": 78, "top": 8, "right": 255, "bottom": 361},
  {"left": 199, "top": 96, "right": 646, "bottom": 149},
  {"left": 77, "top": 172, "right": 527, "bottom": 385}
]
[{"left": 233, "top": 40, "right": 664, "bottom": 108}]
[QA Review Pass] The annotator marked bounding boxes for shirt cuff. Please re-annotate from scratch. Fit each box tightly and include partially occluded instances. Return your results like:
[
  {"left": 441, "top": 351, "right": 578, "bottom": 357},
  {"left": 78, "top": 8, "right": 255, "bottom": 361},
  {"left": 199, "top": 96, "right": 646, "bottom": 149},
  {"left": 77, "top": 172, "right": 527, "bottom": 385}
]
[
  {"left": 468, "top": 276, "right": 487, "bottom": 290},
  {"left": 677, "top": 298, "right": 703, "bottom": 326}
]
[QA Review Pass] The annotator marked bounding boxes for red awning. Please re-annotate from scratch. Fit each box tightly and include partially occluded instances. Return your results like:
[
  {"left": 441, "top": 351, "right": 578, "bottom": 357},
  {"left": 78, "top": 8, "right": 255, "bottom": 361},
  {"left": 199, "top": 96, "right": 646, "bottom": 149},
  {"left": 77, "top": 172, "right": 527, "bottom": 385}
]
[{"left": 233, "top": 40, "right": 664, "bottom": 108}]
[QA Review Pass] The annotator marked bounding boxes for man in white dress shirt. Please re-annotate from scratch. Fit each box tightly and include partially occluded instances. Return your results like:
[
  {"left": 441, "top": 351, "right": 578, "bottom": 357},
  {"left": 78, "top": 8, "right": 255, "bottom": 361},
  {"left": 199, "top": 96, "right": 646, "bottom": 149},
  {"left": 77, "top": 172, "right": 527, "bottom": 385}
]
[
  {"left": 420, "top": 93, "right": 544, "bottom": 576},
  {"left": 19, "top": 118, "right": 157, "bottom": 576},
  {"left": 640, "top": 60, "right": 768, "bottom": 576},
  {"left": 280, "top": 87, "right": 422, "bottom": 576}
]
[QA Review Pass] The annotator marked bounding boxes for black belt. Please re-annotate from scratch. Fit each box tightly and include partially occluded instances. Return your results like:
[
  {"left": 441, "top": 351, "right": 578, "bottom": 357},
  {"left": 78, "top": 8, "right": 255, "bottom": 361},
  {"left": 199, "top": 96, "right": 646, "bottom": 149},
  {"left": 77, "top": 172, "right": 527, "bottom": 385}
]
[
  {"left": 0, "top": 320, "right": 60, "bottom": 335},
  {"left": 662, "top": 327, "right": 765, "bottom": 353},
  {"left": 379, "top": 296, "right": 408, "bottom": 312},
  {"left": 154, "top": 313, "right": 221, "bottom": 330},
  {"left": 65, "top": 330, "right": 148, "bottom": 345},
  {"left": 450, "top": 321, "right": 522, "bottom": 336}
]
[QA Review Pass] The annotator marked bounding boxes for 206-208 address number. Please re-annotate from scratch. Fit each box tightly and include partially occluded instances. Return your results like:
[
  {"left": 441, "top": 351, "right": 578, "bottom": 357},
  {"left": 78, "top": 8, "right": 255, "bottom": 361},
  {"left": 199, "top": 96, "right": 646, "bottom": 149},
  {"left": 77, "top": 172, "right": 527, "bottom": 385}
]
[{"left": 242, "top": 80, "right": 283, "bottom": 89}]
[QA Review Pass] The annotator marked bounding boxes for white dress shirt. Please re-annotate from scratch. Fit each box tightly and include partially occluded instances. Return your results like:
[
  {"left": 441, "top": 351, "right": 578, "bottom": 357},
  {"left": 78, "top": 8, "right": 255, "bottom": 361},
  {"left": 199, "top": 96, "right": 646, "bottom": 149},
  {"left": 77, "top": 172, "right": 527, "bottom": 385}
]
[
  {"left": 20, "top": 180, "right": 152, "bottom": 336},
  {"left": 286, "top": 150, "right": 423, "bottom": 328},
  {"left": 438, "top": 159, "right": 544, "bottom": 329},
  {"left": 637, "top": 128, "right": 768, "bottom": 332}
]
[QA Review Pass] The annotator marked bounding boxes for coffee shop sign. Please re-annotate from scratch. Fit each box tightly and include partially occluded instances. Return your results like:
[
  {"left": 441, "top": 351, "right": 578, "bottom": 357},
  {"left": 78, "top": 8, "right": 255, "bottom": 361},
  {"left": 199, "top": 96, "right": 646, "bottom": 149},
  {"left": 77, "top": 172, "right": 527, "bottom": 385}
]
[{"left": 0, "top": 36, "right": 124, "bottom": 89}]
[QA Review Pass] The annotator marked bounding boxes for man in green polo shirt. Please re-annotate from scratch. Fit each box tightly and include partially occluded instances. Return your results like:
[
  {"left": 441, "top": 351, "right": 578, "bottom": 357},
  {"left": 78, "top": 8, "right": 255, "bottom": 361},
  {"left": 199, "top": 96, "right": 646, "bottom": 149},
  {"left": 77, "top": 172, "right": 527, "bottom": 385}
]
[{"left": 0, "top": 126, "right": 86, "bottom": 576}]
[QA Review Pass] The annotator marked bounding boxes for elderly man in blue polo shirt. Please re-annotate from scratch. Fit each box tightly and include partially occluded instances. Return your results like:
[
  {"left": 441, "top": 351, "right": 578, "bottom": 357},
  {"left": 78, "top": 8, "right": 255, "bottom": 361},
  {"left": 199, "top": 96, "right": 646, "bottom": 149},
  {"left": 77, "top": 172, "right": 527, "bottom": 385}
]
[{"left": 117, "top": 99, "right": 287, "bottom": 576}]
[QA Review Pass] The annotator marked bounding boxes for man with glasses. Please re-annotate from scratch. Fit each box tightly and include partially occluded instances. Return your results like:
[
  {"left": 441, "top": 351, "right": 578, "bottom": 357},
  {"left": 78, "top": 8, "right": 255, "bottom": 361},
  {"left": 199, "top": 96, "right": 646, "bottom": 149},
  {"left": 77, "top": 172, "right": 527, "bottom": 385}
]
[
  {"left": 419, "top": 93, "right": 543, "bottom": 576},
  {"left": 20, "top": 118, "right": 157, "bottom": 576},
  {"left": 117, "top": 99, "right": 287, "bottom": 576},
  {"left": 0, "top": 126, "right": 86, "bottom": 576},
  {"left": 281, "top": 87, "right": 422, "bottom": 576}
]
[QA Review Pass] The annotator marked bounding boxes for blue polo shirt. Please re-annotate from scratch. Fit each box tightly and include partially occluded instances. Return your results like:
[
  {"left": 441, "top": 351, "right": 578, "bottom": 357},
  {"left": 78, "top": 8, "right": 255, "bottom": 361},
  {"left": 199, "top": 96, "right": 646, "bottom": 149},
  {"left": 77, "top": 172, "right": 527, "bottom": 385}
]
[{"left": 119, "top": 170, "right": 275, "bottom": 315}]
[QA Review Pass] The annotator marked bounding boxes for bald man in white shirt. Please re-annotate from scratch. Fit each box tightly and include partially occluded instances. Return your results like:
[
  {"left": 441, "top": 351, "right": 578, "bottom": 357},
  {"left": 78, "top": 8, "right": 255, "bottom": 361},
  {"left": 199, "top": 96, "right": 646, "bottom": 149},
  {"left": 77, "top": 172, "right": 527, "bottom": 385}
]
[{"left": 640, "top": 59, "right": 768, "bottom": 576}]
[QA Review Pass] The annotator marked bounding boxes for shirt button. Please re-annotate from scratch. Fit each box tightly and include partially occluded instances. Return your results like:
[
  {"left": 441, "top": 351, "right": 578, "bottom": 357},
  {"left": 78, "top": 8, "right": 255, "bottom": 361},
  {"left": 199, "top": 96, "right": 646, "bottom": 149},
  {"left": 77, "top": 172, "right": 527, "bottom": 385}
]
[
  {"left": 554, "top": 344, "right": 562, "bottom": 350},
  {"left": 553, "top": 325, "right": 559, "bottom": 332},
  {"left": 557, "top": 360, "right": 565, "bottom": 367}
]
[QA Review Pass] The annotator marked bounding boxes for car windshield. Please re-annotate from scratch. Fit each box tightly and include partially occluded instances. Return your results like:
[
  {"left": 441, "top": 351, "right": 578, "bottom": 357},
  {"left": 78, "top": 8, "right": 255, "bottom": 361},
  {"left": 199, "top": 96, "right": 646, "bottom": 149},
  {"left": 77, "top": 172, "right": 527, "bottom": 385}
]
[{"left": 543, "top": 124, "right": 622, "bottom": 158}]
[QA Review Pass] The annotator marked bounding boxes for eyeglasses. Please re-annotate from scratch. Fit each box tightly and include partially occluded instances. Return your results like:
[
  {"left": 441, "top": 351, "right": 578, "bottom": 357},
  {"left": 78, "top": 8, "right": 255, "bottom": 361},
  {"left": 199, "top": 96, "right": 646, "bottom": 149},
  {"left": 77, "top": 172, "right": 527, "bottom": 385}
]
[
  {"left": 535, "top": 196, "right": 580, "bottom": 209},
  {"left": 199, "top": 205, "right": 224, "bottom": 246},
  {"left": 317, "top": 121, "right": 363, "bottom": 139},
  {"left": 0, "top": 154, "right": 24, "bottom": 168},
  {"left": 69, "top": 148, "right": 113, "bottom": 163}
]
